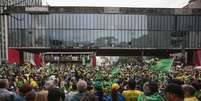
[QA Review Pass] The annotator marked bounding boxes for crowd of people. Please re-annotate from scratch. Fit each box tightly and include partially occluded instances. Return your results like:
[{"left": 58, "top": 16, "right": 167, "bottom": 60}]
[{"left": 0, "top": 60, "right": 201, "bottom": 101}]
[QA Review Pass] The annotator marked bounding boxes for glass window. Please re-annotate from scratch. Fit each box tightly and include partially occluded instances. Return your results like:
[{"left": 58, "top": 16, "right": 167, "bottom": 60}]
[{"left": 7, "top": 13, "right": 201, "bottom": 49}]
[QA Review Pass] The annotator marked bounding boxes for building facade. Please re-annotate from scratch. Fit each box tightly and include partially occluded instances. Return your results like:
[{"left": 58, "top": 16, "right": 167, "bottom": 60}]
[
  {"left": 8, "top": 8, "right": 201, "bottom": 49},
  {"left": 0, "top": 0, "right": 42, "bottom": 6},
  {"left": 184, "top": 0, "right": 201, "bottom": 65},
  {"left": 6, "top": 7, "right": 201, "bottom": 65},
  {"left": 0, "top": 0, "right": 42, "bottom": 64}
]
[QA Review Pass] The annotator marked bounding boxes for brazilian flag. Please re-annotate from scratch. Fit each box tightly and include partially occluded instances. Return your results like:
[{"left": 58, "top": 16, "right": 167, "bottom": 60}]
[
  {"left": 111, "top": 67, "right": 120, "bottom": 76},
  {"left": 150, "top": 58, "right": 173, "bottom": 72}
]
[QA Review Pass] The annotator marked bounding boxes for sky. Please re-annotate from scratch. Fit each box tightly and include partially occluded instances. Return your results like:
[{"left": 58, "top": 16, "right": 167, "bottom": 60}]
[{"left": 44, "top": 0, "right": 190, "bottom": 8}]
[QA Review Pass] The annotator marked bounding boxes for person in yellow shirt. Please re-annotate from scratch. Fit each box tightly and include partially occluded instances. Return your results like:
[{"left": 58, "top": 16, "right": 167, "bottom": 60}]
[
  {"left": 182, "top": 84, "right": 199, "bottom": 101},
  {"left": 30, "top": 78, "right": 38, "bottom": 89},
  {"left": 122, "top": 79, "right": 142, "bottom": 101}
]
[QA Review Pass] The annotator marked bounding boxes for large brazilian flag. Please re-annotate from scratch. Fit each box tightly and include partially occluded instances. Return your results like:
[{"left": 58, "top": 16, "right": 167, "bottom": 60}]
[{"left": 150, "top": 58, "right": 173, "bottom": 72}]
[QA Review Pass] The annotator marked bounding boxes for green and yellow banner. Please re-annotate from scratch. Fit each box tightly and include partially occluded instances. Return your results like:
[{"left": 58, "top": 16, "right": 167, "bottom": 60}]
[{"left": 149, "top": 58, "right": 173, "bottom": 72}]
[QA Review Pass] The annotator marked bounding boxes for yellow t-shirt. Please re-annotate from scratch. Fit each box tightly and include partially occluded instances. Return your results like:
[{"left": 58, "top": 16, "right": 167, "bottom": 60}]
[
  {"left": 184, "top": 97, "right": 199, "bottom": 101},
  {"left": 30, "top": 79, "right": 38, "bottom": 88},
  {"left": 122, "top": 90, "right": 143, "bottom": 101}
]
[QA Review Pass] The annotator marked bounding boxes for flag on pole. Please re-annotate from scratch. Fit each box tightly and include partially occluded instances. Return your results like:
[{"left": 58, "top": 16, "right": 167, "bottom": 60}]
[
  {"left": 30, "top": 58, "right": 36, "bottom": 66},
  {"left": 150, "top": 58, "right": 173, "bottom": 72},
  {"left": 82, "top": 56, "right": 86, "bottom": 66},
  {"left": 82, "top": 55, "right": 91, "bottom": 66}
]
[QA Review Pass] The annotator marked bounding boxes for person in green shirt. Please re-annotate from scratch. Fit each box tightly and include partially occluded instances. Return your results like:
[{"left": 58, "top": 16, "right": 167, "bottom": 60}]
[{"left": 138, "top": 80, "right": 165, "bottom": 101}]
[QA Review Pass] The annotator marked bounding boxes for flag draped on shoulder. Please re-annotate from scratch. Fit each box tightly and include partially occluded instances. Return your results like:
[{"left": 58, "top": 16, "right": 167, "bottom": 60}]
[{"left": 150, "top": 58, "right": 173, "bottom": 72}]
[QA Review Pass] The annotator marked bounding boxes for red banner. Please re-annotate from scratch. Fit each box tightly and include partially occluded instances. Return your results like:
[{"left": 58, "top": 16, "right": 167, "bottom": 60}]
[
  {"left": 34, "top": 53, "right": 42, "bottom": 67},
  {"left": 193, "top": 50, "right": 201, "bottom": 66},
  {"left": 8, "top": 48, "right": 20, "bottom": 64}
]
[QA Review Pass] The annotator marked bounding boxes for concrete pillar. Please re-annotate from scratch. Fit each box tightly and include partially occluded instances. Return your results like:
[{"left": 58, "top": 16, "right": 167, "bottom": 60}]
[
  {"left": 0, "top": 14, "right": 2, "bottom": 65},
  {"left": 4, "top": 15, "right": 8, "bottom": 62}
]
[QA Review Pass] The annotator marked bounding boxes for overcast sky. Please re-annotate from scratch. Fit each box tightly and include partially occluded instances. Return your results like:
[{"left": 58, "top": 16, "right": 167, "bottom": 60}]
[{"left": 44, "top": 0, "right": 189, "bottom": 8}]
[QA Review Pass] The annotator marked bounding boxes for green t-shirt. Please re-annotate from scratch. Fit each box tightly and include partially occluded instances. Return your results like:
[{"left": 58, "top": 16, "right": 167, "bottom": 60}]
[{"left": 137, "top": 93, "right": 165, "bottom": 101}]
